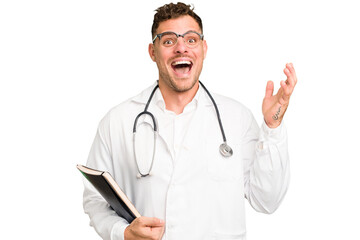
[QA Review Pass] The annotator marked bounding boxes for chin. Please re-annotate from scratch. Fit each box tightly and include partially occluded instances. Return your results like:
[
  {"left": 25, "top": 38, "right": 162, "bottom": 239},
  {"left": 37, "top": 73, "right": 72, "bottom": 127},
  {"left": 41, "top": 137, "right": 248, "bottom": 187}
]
[
  {"left": 171, "top": 77, "right": 198, "bottom": 93},
  {"left": 174, "top": 82, "right": 196, "bottom": 92}
]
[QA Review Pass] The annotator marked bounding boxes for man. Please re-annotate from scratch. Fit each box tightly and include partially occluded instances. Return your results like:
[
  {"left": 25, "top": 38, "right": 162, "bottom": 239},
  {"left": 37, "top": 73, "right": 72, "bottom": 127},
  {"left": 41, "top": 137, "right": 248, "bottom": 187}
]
[{"left": 83, "top": 2, "right": 297, "bottom": 240}]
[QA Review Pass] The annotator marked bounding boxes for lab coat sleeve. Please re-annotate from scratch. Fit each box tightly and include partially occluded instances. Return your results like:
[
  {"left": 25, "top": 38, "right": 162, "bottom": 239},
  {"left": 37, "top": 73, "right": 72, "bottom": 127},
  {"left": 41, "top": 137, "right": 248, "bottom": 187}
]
[
  {"left": 242, "top": 113, "right": 290, "bottom": 214},
  {"left": 83, "top": 114, "right": 130, "bottom": 240}
]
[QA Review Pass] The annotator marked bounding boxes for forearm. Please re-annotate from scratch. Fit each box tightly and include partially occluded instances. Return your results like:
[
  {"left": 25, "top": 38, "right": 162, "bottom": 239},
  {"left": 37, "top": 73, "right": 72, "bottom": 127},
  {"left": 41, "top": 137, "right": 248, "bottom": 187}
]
[
  {"left": 83, "top": 115, "right": 130, "bottom": 239},
  {"left": 244, "top": 120, "right": 290, "bottom": 214},
  {"left": 83, "top": 179, "right": 130, "bottom": 240}
]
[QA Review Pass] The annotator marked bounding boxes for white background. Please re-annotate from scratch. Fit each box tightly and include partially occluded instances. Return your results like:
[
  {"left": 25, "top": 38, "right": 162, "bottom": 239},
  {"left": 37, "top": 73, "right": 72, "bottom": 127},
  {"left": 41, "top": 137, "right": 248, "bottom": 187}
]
[{"left": 1, "top": 0, "right": 359, "bottom": 239}]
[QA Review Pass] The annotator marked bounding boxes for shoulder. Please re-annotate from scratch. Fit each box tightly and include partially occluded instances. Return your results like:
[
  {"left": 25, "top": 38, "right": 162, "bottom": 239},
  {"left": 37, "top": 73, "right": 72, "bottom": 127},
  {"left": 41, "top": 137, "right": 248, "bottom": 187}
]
[
  {"left": 211, "top": 92, "right": 253, "bottom": 118},
  {"left": 97, "top": 84, "right": 156, "bottom": 129},
  {"left": 208, "top": 92, "right": 256, "bottom": 137}
]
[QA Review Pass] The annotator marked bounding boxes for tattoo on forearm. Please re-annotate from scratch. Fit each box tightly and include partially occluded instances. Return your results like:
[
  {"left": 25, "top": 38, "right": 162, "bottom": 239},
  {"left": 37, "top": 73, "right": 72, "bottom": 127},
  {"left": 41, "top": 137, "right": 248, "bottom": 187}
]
[{"left": 272, "top": 107, "right": 281, "bottom": 120}]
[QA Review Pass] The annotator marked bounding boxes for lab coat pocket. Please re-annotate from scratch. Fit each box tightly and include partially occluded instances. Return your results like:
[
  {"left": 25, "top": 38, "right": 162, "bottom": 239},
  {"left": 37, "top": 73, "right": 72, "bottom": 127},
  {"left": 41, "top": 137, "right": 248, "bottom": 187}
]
[{"left": 206, "top": 142, "right": 242, "bottom": 181}]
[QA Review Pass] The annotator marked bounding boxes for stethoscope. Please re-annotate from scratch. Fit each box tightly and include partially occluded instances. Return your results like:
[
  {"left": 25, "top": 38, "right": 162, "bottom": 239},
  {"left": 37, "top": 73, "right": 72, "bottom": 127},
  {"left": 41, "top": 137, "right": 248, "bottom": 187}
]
[{"left": 133, "top": 81, "right": 233, "bottom": 178}]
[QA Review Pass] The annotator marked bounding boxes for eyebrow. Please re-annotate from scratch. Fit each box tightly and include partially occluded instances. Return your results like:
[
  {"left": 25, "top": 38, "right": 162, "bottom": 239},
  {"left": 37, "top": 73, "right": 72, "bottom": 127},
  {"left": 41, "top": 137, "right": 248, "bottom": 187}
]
[{"left": 157, "top": 29, "right": 200, "bottom": 34}]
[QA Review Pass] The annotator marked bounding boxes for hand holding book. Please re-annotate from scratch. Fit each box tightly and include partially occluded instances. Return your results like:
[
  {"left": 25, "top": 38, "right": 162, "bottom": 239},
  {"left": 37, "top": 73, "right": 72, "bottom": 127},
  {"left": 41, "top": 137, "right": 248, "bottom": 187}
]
[{"left": 124, "top": 217, "right": 165, "bottom": 240}]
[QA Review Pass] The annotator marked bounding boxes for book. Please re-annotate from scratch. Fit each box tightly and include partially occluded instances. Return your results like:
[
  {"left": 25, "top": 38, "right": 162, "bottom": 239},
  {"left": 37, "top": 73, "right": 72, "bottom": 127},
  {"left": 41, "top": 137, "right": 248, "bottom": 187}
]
[{"left": 77, "top": 164, "right": 141, "bottom": 223}]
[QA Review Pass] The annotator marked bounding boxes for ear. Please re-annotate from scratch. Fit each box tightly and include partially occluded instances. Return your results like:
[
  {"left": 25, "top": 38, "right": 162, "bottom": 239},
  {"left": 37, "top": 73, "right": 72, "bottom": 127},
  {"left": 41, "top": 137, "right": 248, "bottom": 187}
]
[
  {"left": 202, "top": 40, "right": 208, "bottom": 59},
  {"left": 148, "top": 43, "right": 156, "bottom": 62}
]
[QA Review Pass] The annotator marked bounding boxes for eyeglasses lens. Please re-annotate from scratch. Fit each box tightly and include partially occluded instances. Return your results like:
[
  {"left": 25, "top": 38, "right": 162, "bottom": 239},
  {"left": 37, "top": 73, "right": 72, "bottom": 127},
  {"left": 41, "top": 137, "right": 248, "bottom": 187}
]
[{"left": 160, "top": 32, "right": 201, "bottom": 48}]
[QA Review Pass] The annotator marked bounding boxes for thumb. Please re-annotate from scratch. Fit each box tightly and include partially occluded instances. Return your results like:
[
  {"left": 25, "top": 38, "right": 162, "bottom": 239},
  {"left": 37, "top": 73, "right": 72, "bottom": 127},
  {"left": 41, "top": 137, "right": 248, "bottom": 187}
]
[{"left": 265, "top": 81, "right": 274, "bottom": 99}]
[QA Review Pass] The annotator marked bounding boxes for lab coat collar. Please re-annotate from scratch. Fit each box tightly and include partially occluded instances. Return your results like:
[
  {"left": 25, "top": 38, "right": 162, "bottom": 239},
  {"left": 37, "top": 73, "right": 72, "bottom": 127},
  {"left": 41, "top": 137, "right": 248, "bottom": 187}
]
[
  {"left": 131, "top": 81, "right": 219, "bottom": 108},
  {"left": 131, "top": 81, "right": 221, "bottom": 162}
]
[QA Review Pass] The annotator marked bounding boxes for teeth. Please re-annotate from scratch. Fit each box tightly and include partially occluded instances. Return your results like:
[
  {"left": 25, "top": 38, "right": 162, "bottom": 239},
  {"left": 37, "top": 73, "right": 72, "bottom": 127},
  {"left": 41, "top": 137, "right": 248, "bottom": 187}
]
[{"left": 172, "top": 60, "right": 191, "bottom": 66}]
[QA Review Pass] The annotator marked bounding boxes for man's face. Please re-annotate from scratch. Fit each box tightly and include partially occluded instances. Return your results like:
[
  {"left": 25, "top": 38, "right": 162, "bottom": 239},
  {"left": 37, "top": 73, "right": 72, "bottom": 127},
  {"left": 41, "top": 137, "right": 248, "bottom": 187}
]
[{"left": 149, "top": 15, "right": 207, "bottom": 93}]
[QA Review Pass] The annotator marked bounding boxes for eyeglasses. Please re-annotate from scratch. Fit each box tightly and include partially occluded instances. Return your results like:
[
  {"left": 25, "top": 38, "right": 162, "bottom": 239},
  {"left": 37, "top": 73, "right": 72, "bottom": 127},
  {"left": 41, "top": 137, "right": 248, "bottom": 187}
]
[{"left": 152, "top": 31, "right": 204, "bottom": 48}]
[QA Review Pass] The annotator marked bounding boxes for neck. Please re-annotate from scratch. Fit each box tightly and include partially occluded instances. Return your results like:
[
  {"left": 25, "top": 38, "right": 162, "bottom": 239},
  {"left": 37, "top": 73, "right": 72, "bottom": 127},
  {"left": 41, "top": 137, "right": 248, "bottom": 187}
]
[{"left": 158, "top": 81, "right": 199, "bottom": 115}]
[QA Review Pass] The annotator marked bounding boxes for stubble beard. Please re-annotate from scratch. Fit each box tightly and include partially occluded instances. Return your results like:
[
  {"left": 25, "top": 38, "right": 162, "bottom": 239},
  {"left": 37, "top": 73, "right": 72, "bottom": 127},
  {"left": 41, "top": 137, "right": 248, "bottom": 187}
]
[
  {"left": 168, "top": 76, "right": 198, "bottom": 93},
  {"left": 159, "top": 66, "right": 202, "bottom": 93}
]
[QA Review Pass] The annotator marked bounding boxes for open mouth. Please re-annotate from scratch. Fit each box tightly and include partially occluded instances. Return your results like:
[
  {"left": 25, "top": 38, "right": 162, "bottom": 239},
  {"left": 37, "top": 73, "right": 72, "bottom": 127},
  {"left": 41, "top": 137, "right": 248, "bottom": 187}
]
[{"left": 171, "top": 60, "right": 193, "bottom": 74}]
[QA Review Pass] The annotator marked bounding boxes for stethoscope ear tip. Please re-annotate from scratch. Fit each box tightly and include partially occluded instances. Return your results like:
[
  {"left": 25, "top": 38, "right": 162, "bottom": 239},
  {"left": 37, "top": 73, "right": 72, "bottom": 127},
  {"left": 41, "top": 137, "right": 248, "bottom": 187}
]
[{"left": 136, "top": 173, "right": 142, "bottom": 179}]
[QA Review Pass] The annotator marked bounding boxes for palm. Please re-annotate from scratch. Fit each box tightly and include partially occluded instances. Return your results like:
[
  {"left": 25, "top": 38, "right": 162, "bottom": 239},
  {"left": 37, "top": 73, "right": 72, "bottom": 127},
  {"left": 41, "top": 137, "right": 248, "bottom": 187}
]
[{"left": 262, "top": 63, "right": 297, "bottom": 128}]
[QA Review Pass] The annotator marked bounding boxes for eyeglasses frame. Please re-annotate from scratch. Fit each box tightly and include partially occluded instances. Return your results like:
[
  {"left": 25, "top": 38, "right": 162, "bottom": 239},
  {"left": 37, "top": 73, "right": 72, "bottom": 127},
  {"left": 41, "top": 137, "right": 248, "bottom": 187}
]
[{"left": 152, "top": 31, "right": 204, "bottom": 47}]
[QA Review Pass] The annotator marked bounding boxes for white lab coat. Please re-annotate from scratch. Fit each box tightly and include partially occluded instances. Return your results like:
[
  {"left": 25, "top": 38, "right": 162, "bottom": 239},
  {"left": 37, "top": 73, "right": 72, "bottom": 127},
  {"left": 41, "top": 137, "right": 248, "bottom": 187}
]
[{"left": 83, "top": 82, "right": 290, "bottom": 240}]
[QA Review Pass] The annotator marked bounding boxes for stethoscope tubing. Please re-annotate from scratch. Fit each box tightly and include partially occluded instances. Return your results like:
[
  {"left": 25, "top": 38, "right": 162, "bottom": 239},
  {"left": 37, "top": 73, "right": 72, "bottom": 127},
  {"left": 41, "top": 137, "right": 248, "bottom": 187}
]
[
  {"left": 132, "top": 81, "right": 233, "bottom": 178},
  {"left": 198, "top": 81, "right": 227, "bottom": 143}
]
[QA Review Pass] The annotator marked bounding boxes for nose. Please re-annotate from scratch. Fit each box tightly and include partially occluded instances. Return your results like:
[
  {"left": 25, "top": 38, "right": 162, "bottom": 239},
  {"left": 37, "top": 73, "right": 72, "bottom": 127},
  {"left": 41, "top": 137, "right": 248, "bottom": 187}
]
[{"left": 173, "top": 37, "right": 188, "bottom": 53}]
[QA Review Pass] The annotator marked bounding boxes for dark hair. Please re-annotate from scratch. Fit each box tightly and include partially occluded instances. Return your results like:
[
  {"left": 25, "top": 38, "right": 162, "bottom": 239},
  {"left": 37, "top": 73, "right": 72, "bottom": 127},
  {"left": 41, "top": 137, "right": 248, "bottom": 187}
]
[{"left": 151, "top": 2, "right": 203, "bottom": 38}]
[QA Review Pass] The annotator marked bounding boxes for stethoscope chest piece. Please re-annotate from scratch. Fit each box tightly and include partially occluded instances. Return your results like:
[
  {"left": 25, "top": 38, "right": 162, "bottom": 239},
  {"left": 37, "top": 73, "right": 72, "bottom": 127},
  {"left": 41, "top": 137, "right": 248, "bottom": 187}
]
[{"left": 219, "top": 142, "right": 233, "bottom": 157}]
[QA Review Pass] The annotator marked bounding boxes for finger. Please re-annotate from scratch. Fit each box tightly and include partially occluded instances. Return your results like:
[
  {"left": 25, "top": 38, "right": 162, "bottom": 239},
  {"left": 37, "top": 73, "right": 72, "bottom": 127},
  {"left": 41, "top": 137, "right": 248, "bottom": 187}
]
[
  {"left": 283, "top": 68, "right": 296, "bottom": 92},
  {"left": 278, "top": 81, "right": 291, "bottom": 104},
  {"left": 280, "top": 80, "right": 293, "bottom": 99},
  {"left": 280, "top": 80, "right": 288, "bottom": 92},
  {"left": 286, "top": 62, "right": 294, "bottom": 73},
  {"left": 140, "top": 217, "right": 165, "bottom": 227},
  {"left": 287, "top": 62, "right": 296, "bottom": 77},
  {"left": 283, "top": 67, "right": 292, "bottom": 82},
  {"left": 284, "top": 63, "right": 297, "bottom": 86},
  {"left": 265, "top": 80, "right": 274, "bottom": 99},
  {"left": 290, "top": 63, "right": 298, "bottom": 84}
]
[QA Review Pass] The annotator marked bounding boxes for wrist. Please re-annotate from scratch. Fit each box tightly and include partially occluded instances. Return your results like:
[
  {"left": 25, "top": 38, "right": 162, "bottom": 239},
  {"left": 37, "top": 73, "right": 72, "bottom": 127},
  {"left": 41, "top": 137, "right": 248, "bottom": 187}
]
[
  {"left": 124, "top": 225, "right": 131, "bottom": 240},
  {"left": 264, "top": 118, "right": 282, "bottom": 129}
]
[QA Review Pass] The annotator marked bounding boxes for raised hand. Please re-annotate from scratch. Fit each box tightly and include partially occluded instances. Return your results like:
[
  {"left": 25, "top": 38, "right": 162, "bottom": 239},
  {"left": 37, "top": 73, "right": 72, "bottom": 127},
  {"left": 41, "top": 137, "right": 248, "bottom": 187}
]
[
  {"left": 262, "top": 63, "right": 297, "bottom": 128},
  {"left": 124, "top": 217, "right": 165, "bottom": 240}
]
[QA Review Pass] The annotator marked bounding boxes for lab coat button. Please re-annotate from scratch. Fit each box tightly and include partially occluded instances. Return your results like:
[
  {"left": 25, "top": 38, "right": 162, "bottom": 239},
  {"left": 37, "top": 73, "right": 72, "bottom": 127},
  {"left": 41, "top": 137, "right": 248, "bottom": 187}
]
[{"left": 256, "top": 141, "right": 264, "bottom": 150}]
